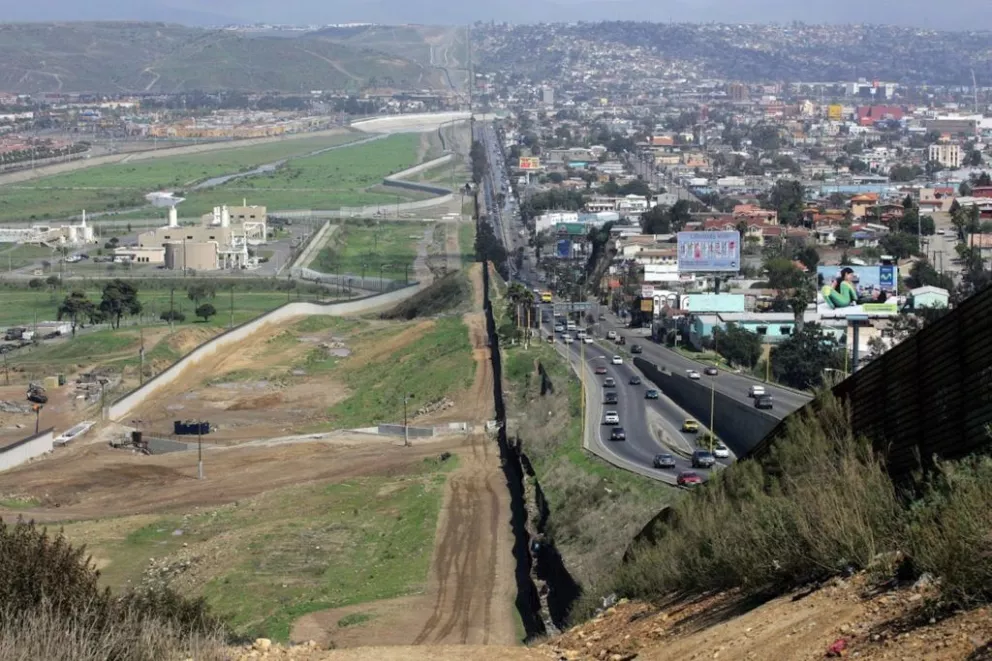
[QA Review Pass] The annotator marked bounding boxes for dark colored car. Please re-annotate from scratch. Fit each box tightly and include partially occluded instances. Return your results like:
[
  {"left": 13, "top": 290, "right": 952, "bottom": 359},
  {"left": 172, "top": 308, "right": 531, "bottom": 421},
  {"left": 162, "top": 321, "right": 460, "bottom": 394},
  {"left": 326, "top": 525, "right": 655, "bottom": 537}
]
[
  {"left": 629, "top": 375, "right": 642, "bottom": 385},
  {"left": 677, "top": 471, "right": 703, "bottom": 487},
  {"left": 704, "top": 366, "right": 718, "bottom": 376},
  {"left": 604, "top": 377, "right": 616, "bottom": 388},
  {"left": 755, "top": 394, "right": 774, "bottom": 410},
  {"left": 604, "top": 392, "right": 618, "bottom": 405},
  {"left": 630, "top": 344, "right": 643, "bottom": 354},
  {"left": 691, "top": 450, "right": 717, "bottom": 469},
  {"left": 645, "top": 389, "right": 660, "bottom": 399},
  {"left": 610, "top": 427, "right": 626, "bottom": 441},
  {"left": 653, "top": 453, "right": 676, "bottom": 469},
  {"left": 595, "top": 365, "right": 608, "bottom": 375}
]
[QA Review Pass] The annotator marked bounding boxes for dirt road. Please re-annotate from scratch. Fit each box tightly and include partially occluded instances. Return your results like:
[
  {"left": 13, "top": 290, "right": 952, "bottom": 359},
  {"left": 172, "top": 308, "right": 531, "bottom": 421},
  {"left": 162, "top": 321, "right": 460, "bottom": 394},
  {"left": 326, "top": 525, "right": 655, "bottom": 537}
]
[{"left": 292, "top": 434, "right": 517, "bottom": 648}]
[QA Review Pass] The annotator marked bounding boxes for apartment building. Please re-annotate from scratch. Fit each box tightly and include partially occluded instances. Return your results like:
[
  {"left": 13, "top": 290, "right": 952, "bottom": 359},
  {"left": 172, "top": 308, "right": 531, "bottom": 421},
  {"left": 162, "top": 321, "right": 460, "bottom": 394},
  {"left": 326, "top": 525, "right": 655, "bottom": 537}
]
[{"left": 928, "top": 143, "right": 962, "bottom": 168}]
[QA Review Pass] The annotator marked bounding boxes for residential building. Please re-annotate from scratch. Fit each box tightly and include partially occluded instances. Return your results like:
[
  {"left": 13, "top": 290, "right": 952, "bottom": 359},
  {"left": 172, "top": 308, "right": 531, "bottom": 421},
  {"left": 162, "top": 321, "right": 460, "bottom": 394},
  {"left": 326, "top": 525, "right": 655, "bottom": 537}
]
[{"left": 928, "top": 143, "right": 962, "bottom": 168}]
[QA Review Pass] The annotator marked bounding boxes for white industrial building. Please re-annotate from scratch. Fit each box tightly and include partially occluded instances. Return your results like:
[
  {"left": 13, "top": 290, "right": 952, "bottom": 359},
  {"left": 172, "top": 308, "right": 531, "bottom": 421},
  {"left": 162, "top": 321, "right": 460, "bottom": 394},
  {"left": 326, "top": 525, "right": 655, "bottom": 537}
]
[{"left": 0, "top": 211, "right": 96, "bottom": 246}]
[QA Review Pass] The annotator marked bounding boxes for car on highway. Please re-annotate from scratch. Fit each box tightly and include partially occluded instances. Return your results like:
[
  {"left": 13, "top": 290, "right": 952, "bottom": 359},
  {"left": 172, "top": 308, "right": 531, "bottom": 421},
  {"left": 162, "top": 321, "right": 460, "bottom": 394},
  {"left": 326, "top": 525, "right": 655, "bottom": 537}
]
[
  {"left": 691, "top": 450, "right": 717, "bottom": 469},
  {"left": 576, "top": 330, "right": 586, "bottom": 340},
  {"left": 677, "top": 471, "right": 703, "bottom": 487},
  {"left": 603, "top": 411, "right": 620, "bottom": 425},
  {"left": 595, "top": 365, "right": 608, "bottom": 375},
  {"left": 583, "top": 336, "right": 594, "bottom": 344},
  {"left": 687, "top": 370, "right": 701, "bottom": 380},
  {"left": 553, "top": 324, "right": 564, "bottom": 333},
  {"left": 631, "top": 344, "right": 643, "bottom": 354},
  {"left": 713, "top": 442, "right": 731, "bottom": 459},
  {"left": 755, "top": 394, "right": 774, "bottom": 410},
  {"left": 604, "top": 377, "right": 616, "bottom": 388},
  {"left": 629, "top": 375, "right": 642, "bottom": 385},
  {"left": 598, "top": 314, "right": 606, "bottom": 321},
  {"left": 604, "top": 392, "right": 618, "bottom": 405},
  {"left": 609, "top": 427, "right": 626, "bottom": 441},
  {"left": 704, "top": 366, "right": 718, "bottom": 376},
  {"left": 682, "top": 419, "right": 700, "bottom": 433},
  {"left": 606, "top": 330, "right": 618, "bottom": 340},
  {"left": 611, "top": 355, "right": 623, "bottom": 365},
  {"left": 645, "top": 389, "right": 660, "bottom": 399},
  {"left": 749, "top": 385, "right": 766, "bottom": 398},
  {"left": 653, "top": 453, "right": 676, "bottom": 469},
  {"left": 562, "top": 334, "right": 574, "bottom": 344}
]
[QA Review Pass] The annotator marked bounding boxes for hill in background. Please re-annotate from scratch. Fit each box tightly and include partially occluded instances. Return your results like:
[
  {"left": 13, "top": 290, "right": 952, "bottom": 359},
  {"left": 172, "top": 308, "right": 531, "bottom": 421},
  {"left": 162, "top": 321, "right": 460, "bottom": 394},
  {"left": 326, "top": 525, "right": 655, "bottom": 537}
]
[{"left": 0, "top": 22, "right": 449, "bottom": 94}]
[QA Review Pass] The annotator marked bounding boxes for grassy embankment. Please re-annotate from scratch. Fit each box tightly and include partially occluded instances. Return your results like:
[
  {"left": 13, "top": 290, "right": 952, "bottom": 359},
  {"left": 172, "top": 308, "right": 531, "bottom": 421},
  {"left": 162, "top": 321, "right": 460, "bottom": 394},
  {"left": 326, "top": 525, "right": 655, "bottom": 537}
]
[
  {"left": 59, "top": 455, "right": 458, "bottom": 642},
  {"left": 310, "top": 219, "right": 425, "bottom": 282},
  {"left": 0, "top": 133, "right": 365, "bottom": 223},
  {"left": 612, "top": 391, "right": 992, "bottom": 618}
]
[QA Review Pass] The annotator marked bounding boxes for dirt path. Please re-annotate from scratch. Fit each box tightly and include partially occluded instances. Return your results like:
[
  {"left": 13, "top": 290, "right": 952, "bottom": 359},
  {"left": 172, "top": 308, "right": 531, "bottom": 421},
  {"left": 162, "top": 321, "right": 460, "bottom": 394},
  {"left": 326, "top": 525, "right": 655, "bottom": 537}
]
[{"left": 291, "top": 434, "right": 517, "bottom": 648}]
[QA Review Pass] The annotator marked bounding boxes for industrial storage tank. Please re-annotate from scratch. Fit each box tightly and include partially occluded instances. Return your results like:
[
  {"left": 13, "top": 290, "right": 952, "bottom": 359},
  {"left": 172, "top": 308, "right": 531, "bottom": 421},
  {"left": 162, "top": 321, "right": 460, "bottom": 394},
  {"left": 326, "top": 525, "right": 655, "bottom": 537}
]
[{"left": 164, "top": 241, "right": 218, "bottom": 271}]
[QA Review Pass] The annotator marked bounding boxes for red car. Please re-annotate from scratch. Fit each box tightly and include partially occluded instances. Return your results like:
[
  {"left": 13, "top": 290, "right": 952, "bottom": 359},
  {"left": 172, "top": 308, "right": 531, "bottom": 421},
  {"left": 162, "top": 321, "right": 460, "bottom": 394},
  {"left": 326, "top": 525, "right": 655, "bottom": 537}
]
[
  {"left": 594, "top": 365, "right": 608, "bottom": 375},
  {"left": 677, "top": 471, "right": 703, "bottom": 487}
]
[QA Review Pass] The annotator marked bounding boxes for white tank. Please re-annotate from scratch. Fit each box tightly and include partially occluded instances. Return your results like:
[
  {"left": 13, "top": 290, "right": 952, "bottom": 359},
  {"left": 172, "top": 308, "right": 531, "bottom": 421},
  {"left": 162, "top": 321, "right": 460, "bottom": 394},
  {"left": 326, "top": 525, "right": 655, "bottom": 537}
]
[
  {"left": 168, "top": 206, "right": 179, "bottom": 228},
  {"left": 221, "top": 205, "right": 230, "bottom": 228},
  {"left": 67, "top": 225, "right": 78, "bottom": 242}
]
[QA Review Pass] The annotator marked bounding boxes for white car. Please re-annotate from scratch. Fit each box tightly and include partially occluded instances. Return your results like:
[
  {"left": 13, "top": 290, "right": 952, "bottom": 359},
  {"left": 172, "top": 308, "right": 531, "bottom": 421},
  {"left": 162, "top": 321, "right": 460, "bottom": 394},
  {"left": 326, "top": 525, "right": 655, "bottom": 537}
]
[
  {"left": 687, "top": 370, "right": 701, "bottom": 380},
  {"left": 553, "top": 324, "right": 564, "bottom": 333},
  {"left": 749, "top": 385, "right": 766, "bottom": 398},
  {"left": 576, "top": 330, "right": 587, "bottom": 340},
  {"left": 603, "top": 411, "right": 620, "bottom": 425},
  {"left": 611, "top": 355, "right": 623, "bottom": 365},
  {"left": 583, "top": 336, "right": 594, "bottom": 344},
  {"left": 562, "top": 334, "right": 574, "bottom": 344},
  {"left": 606, "top": 330, "right": 618, "bottom": 340},
  {"left": 713, "top": 443, "right": 730, "bottom": 459}
]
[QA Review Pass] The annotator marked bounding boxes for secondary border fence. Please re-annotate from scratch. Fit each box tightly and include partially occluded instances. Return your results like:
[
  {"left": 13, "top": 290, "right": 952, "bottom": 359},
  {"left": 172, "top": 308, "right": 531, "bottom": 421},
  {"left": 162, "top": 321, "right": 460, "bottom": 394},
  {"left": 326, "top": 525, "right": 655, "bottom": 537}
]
[{"left": 750, "top": 283, "right": 992, "bottom": 481}]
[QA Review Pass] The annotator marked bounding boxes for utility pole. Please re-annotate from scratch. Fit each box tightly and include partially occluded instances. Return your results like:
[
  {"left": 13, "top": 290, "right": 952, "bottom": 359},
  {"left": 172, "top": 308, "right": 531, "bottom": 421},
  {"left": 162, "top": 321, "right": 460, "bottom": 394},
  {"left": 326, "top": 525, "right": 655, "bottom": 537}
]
[
  {"left": 709, "top": 375, "right": 716, "bottom": 452},
  {"left": 197, "top": 421, "right": 204, "bottom": 480},
  {"left": 169, "top": 287, "right": 175, "bottom": 331},
  {"left": 229, "top": 285, "right": 234, "bottom": 328},
  {"left": 139, "top": 326, "right": 145, "bottom": 385}
]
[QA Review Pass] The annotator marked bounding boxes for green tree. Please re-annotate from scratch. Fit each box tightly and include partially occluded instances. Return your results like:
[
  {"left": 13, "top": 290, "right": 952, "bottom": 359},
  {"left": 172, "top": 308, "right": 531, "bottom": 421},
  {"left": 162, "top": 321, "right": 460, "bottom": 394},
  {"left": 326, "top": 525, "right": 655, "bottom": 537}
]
[
  {"left": 770, "top": 323, "right": 845, "bottom": 390},
  {"left": 767, "top": 179, "right": 806, "bottom": 226},
  {"left": 57, "top": 290, "right": 96, "bottom": 337},
  {"left": 187, "top": 282, "right": 217, "bottom": 307},
  {"left": 195, "top": 303, "right": 217, "bottom": 322},
  {"left": 27, "top": 278, "right": 43, "bottom": 290},
  {"left": 879, "top": 232, "right": 920, "bottom": 260},
  {"left": 906, "top": 258, "right": 954, "bottom": 291},
  {"left": 713, "top": 323, "right": 762, "bottom": 368},
  {"left": 640, "top": 205, "right": 671, "bottom": 234},
  {"left": 99, "top": 279, "right": 142, "bottom": 329},
  {"left": 160, "top": 310, "right": 186, "bottom": 323},
  {"left": 794, "top": 245, "right": 820, "bottom": 271}
]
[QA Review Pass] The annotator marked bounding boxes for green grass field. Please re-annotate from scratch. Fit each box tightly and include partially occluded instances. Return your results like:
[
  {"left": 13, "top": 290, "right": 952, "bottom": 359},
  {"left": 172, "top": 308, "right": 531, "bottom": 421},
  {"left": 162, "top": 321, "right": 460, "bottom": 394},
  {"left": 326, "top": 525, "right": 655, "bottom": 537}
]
[
  {"left": 458, "top": 221, "right": 476, "bottom": 263},
  {"left": 0, "top": 132, "right": 366, "bottom": 222},
  {"left": 59, "top": 455, "right": 457, "bottom": 641},
  {"left": 311, "top": 220, "right": 425, "bottom": 282},
  {"left": 323, "top": 316, "right": 474, "bottom": 429}
]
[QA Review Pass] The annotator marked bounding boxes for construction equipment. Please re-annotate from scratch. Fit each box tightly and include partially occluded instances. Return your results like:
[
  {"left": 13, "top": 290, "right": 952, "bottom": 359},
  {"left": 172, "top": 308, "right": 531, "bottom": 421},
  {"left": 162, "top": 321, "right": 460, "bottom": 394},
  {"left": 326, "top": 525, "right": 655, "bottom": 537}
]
[{"left": 27, "top": 383, "right": 48, "bottom": 404}]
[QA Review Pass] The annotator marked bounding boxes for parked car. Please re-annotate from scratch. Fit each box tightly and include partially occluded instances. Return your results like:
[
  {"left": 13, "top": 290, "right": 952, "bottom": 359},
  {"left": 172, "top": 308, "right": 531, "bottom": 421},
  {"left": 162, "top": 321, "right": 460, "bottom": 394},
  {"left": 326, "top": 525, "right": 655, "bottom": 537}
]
[
  {"left": 645, "top": 389, "right": 660, "bottom": 399},
  {"left": 604, "top": 377, "right": 616, "bottom": 388},
  {"left": 629, "top": 375, "right": 642, "bottom": 385},
  {"left": 604, "top": 392, "right": 618, "bottom": 405},
  {"left": 682, "top": 419, "right": 700, "bottom": 433},
  {"left": 692, "top": 450, "right": 717, "bottom": 469},
  {"left": 749, "top": 385, "right": 766, "bottom": 398},
  {"left": 603, "top": 411, "right": 620, "bottom": 425},
  {"left": 598, "top": 314, "right": 606, "bottom": 321},
  {"left": 755, "top": 394, "right": 774, "bottom": 410},
  {"left": 631, "top": 344, "right": 643, "bottom": 354},
  {"left": 606, "top": 330, "right": 618, "bottom": 340},
  {"left": 653, "top": 453, "right": 676, "bottom": 469},
  {"left": 611, "top": 355, "right": 623, "bottom": 365},
  {"left": 687, "top": 370, "right": 701, "bottom": 380},
  {"left": 704, "top": 366, "right": 718, "bottom": 376},
  {"left": 713, "top": 442, "right": 731, "bottom": 459},
  {"left": 677, "top": 471, "right": 703, "bottom": 487},
  {"left": 609, "top": 427, "right": 626, "bottom": 441},
  {"left": 595, "top": 365, "right": 608, "bottom": 375}
]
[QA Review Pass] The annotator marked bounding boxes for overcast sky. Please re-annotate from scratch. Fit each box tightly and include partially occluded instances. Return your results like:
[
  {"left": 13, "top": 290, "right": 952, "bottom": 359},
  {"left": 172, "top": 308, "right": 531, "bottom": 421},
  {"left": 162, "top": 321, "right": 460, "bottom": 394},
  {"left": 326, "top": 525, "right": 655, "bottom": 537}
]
[{"left": 1, "top": 0, "right": 988, "bottom": 30}]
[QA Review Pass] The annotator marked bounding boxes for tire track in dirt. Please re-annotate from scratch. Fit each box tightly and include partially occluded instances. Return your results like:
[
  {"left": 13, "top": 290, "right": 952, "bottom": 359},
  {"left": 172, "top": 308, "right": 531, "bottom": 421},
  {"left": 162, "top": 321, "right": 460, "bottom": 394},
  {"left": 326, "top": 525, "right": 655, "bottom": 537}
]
[{"left": 411, "top": 435, "right": 510, "bottom": 645}]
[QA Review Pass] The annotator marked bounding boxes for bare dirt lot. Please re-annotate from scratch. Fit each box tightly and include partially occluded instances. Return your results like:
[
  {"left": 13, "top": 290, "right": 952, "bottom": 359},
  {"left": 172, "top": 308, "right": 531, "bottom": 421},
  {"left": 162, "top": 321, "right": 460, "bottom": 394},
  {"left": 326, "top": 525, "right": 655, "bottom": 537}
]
[{"left": 292, "top": 434, "right": 517, "bottom": 648}]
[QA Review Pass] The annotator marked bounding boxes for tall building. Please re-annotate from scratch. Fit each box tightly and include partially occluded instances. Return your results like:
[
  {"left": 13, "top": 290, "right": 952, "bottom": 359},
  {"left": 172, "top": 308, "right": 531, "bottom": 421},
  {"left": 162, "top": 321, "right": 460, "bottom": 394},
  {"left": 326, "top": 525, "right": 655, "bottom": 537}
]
[
  {"left": 928, "top": 144, "right": 963, "bottom": 168},
  {"left": 541, "top": 86, "right": 554, "bottom": 106}
]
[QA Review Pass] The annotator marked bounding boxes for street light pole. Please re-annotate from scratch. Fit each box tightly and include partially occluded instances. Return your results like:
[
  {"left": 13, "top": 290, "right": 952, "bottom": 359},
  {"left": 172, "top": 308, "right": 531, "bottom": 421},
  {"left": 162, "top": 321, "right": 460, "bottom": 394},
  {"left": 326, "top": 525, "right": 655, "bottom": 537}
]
[
  {"left": 403, "top": 393, "right": 414, "bottom": 447},
  {"left": 709, "top": 375, "right": 716, "bottom": 452},
  {"left": 197, "top": 421, "right": 204, "bottom": 480}
]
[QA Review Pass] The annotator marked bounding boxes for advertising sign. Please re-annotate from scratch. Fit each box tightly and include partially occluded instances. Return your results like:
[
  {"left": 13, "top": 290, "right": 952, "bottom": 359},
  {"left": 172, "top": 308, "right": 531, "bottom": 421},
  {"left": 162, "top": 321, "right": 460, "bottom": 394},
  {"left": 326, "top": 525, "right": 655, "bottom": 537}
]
[
  {"left": 828, "top": 104, "right": 843, "bottom": 120},
  {"left": 639, "top": 284, "right": 655, "bottom": 299},
  {"left": 519, "top": 156, "right": 541, "bottom": 170},
  {"left": 640, "top": 299, "right": 654, "bottom": 313},
  {"left": 677, "top": 231, "right": 741, "bottom": 273},
  {"left": 816, "top": 265, "right": 897, "bottom": 296},
  {"left": 556, "top": 239, "right": 571, "bottom": 259}
]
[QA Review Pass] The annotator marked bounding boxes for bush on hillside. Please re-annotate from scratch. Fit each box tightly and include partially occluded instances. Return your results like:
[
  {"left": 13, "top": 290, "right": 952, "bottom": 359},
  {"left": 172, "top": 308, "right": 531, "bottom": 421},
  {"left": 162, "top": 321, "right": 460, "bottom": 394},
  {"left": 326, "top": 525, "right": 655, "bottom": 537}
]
[
  {"left": 380, "top": 270, "right": 470, "bottom": 320},
  {"left": 0, "top": 518, "right": 225, "bottom": 660}
]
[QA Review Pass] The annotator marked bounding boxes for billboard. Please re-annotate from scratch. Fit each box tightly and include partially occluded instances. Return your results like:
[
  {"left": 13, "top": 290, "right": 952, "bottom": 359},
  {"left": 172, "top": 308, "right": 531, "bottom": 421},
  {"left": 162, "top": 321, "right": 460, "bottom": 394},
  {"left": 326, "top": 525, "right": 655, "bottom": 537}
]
[
  {"left": 556, "top": 239, "right": 571, "bottom": 258},
  {"left": 817, "top": 265, "right": 901, "bottom": 317},
  {"left": 519, "top": 156, "right": 541, "bottom": 170},
  {"left": 677, "top": 231, "right": 741, "bottom": 273},
  {"left": 640, "top": 299, "right": 654, "bottom": 313},
  {"left": 828, "top": 104, "right": 843, "bottom": 120},
  {"left": 639, "top": 284, "right": 655, "bottom": 299}
]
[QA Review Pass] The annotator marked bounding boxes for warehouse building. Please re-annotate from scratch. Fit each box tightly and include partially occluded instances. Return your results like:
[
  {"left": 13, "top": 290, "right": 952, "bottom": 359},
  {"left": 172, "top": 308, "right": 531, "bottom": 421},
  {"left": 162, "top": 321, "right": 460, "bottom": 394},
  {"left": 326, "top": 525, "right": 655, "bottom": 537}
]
[{"left": 134, "top": 204, "right": 267, "bottom": 271}]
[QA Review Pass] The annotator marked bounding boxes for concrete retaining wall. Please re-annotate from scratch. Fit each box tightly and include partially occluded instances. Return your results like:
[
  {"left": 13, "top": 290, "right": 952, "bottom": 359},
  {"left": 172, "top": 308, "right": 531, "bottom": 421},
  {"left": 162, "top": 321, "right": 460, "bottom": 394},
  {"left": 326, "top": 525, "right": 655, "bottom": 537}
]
[
  {"left": 274, "top": 194, "right": 455, "bottom": 219},
  {"left": 0, "top": 428, "right": 54, "bottom": 473},
  {"left": 107, "top": 284, "right": 422, "bottom": 421},
  {"left": 633, "top": 357, "right": 779, "bottom": 457},
  {"left": 289, "top": 221, "right": 336, "bottom": 271},
  {"left": 377, "top": 424, "right": 435, "bottom": 438},
  {"left": 351, "top": 112, "right": 470, "bottom": 134}
]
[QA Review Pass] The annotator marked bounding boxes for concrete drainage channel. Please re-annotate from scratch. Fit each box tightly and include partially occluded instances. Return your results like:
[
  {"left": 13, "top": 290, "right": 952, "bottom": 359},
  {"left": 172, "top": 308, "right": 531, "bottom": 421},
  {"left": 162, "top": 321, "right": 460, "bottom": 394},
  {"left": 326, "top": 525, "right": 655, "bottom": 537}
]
[{"left": 482, "top": 258, "right": 579, "bottom": 640}]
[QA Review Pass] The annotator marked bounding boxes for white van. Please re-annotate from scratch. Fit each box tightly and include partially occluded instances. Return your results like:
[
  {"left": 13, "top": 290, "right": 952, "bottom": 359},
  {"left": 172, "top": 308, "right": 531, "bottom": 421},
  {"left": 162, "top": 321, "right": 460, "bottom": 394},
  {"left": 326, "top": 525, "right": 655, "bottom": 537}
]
[{"left": 749, "top": 385, "right": 766, "bottom": 398}]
